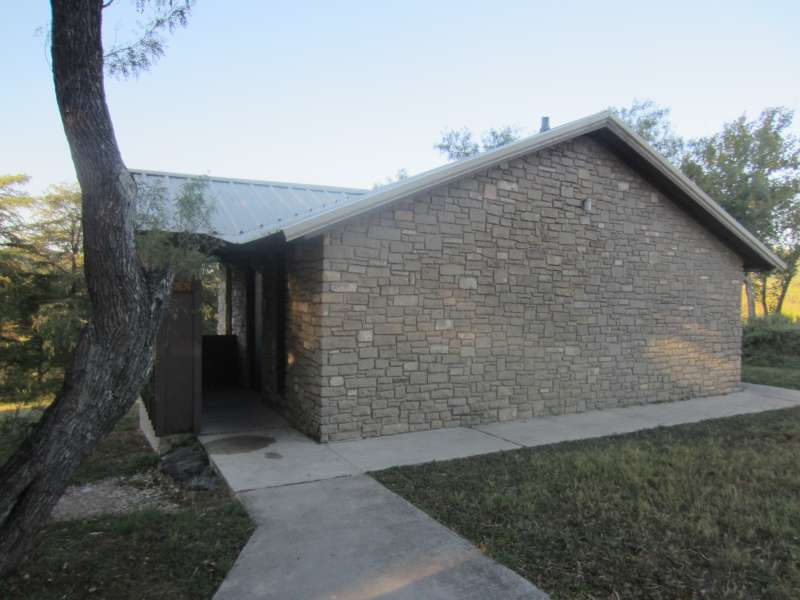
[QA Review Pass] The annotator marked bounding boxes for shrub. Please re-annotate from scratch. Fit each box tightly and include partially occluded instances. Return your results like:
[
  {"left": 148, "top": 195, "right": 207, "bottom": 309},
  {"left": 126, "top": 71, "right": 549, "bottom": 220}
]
[{"left": 742, "top": 315, "right": 800, "bottom": 368}]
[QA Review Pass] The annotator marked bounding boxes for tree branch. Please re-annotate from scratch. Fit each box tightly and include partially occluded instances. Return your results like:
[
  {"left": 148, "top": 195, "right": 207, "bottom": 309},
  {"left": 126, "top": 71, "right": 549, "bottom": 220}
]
[{"left": 104, "top": 0, "right": 194, "bottom": 78}]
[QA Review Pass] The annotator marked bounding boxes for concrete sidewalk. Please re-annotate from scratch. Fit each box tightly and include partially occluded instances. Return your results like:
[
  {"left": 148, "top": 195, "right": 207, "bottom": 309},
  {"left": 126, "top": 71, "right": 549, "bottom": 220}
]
[
  {"left": 202, "top": 383, "right": 800, "bottom": 599},
  {"left": 201, "top": 384, "right": 800, "bottom": 490},
  {"left": 214, "top": 475, "right": 546, "bottom": 600}
]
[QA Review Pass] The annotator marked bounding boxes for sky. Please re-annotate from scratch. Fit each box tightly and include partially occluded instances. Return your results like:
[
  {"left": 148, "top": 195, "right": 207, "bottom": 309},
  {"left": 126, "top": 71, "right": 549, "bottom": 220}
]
[{"left": 3, "top": 1, "right": 800, "bottom": 194}]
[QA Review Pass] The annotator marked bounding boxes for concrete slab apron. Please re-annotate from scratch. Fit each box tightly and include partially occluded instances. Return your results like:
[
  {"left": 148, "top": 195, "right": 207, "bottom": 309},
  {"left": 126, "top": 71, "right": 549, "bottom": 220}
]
[
  {"left": 200, "top": 428, "right": 357, "bottom": 491},
  {"left": 214, "top": 475, "right": 547, "bottom": 600},
  {"left": 474, "top": 385, "right": 800, "bottom": 447},
  {"left": 330, "top": 426, "right": 519, "bottom": 472}
]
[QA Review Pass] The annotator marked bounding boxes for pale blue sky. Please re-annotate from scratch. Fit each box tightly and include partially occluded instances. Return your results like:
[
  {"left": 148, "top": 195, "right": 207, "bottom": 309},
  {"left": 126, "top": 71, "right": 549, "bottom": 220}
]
[{"left": 3, "top": 1, "right": 799, "bottom": 193}]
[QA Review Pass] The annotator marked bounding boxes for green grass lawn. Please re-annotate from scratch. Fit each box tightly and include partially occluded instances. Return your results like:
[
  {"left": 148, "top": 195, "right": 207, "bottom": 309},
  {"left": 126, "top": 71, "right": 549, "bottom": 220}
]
[
  {"left": 0, "top": 410, "right": 254, "bottom": 600},
  {"left": 375, "top": 377, "right": 800, "bottom": 599},
  {"left": 743, "top": 364, "right": 800, "bottom": 391},
  {"left": 0, "top": 504, "right": 253, "bottom": 600}
]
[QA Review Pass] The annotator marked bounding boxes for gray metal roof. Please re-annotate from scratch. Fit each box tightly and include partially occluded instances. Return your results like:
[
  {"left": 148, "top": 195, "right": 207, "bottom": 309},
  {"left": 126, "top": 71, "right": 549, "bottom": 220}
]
[
  {"left": 131, "top": 111, "right": 785, "bottom": 271},
  {"left": 129, "top": 169, "right": 368, "bottom": 244}
]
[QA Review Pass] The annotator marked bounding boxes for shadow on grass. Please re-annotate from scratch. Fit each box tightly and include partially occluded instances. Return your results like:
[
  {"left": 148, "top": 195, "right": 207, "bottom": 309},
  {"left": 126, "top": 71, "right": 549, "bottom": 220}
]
[{"left": 0, "top": 503, "right": 253, "bottom": 600}]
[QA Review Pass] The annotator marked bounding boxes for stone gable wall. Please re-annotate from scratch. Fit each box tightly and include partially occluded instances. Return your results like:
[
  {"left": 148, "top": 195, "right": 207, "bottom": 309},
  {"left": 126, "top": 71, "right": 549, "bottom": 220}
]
[{"left": 301, "top": 136, "right": 744, "bottom": 441}]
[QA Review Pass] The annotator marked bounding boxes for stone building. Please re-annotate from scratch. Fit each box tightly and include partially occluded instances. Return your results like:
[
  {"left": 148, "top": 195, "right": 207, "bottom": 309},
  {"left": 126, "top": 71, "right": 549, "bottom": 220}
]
[{"left": 133, "top": 111, "right": 783, "bottom": 441}]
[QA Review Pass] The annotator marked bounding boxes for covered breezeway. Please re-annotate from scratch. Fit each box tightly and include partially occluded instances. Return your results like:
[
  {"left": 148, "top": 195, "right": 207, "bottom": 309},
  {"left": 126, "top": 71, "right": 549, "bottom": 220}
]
[{"left": 140, "top": 238, "right": 298, "bottom": 442}]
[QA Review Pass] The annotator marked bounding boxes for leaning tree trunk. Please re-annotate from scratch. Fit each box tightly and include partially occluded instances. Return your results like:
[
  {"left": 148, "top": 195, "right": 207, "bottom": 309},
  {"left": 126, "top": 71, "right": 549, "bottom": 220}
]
[{"left": 0, "top": 0, "right": 172, "bottom": 575}]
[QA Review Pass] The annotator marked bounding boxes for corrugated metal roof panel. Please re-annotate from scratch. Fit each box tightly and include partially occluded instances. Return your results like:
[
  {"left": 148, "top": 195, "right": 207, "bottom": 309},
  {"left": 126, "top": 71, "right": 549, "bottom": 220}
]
[{"left": 129, "top": 169, "right": 368, "bottom": 244}]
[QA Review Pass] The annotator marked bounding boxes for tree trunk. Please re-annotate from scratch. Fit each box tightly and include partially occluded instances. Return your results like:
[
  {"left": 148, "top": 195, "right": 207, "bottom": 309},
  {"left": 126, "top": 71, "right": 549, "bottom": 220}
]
[
  {"left": 0, "top": 0, "right": 172, "bottom": 575},
  {"left": 744, "top": 274, "right": 757, "bottom": 321},
  {"left": 759, "top": 273, "right": 770, "bottom": 316},
  {"left": 776, "top": 272, "right": 794, "bottom": 315}
]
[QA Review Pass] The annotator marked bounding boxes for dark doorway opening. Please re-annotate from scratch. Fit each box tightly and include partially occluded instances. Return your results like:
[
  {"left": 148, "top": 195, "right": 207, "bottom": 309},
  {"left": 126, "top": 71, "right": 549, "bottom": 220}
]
[
  {"left": 199, "top": 249, "right": 288, "bottom": 434},
  {"left": 245, "top": 268, "right": 256, "bottom": 391},
  {"left": 274, "top": 262, "right": 287, "bottom": 397}
]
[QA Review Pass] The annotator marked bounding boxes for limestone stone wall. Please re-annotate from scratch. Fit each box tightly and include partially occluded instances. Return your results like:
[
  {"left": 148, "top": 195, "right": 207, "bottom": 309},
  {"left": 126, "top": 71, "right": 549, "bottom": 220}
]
[
  {"left": 282, "top": 237, "right": 325, "bottom": 436},
  {"left": 312, "top": 135, "right": 744, "bottom": 442}
]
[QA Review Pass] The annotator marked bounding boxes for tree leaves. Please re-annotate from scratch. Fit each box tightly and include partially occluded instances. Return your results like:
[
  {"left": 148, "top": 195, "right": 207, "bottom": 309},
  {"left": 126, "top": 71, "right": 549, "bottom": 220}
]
[
  {"left": 611, "top": 99, "right": 685, "bottom": 164},
  {"left": 0, "top": 179, "right": 88, "bottom": 405},
  {"left": 434, "top": 126, "right": 523, "bottom": 161},
  {"left": 104, "top": 0, "right": 194, "bottom": 78},
  {"left": 683, "top": 108, "right": 800, "bottom": 315},
  {"left": 134, "top": 176, "right": 220, "bottom": 279}
]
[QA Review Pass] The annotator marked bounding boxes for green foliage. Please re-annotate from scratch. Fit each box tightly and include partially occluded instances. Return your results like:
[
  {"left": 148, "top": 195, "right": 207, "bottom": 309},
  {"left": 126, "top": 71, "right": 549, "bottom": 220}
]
[
  {"left": 0, "top": 173, "right": 220, "bottom": 409},
  {"left": 742, "top": 314, "right": 800, "bottom": 369},
  {"left": 135, "top": 176, "right": 220, "bottom": 279},
  {"left": 200, "top": 261, "right": 221, "bottom": 334},
  {"left": 682, "top": 107, "right": 800, "bottom": 243},
  {"left": 611, "top": 99, "right": 685, "bottom": 163},
  {"left": 434, "top": 126, "right": 522, "bottom": 161},
  {"left": 434, "top": 127, "right": 480, "bottom": 160},
  {"left": 0, "top": 175, "right": 32, "bottom": 247},
  {"left": 104, "top": 0, "right": 195, "bottom": 79},
  {"left": 684, "top": 108, "right": 800, "bottom": 316},
  {"left": 480, "top": 126, "right": 522, "bottom": 152},
  {"left": 0, "top": 179, "right": 88, "bottom": 407},
  {"left": 373, "top": 168, "right": 410, "bottom": 190},
  {"left": 31, "top": 299, "right": 85, "bottom": 364}
]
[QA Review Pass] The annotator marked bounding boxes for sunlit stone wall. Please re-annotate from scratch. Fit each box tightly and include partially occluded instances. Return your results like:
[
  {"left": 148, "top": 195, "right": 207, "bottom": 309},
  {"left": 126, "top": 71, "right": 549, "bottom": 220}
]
[
  {"left": 283, "top": 237, "right": 325, "bottom": 436},
  {"left": 304, "top": 136, "right": 744, "bottom": 441}
]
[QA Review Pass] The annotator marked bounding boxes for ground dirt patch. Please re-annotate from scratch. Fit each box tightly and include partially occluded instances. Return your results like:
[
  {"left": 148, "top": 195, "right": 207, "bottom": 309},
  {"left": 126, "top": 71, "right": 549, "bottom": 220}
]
[{"left": 51, "top": 470, "right": 180, "bottom": 522}]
